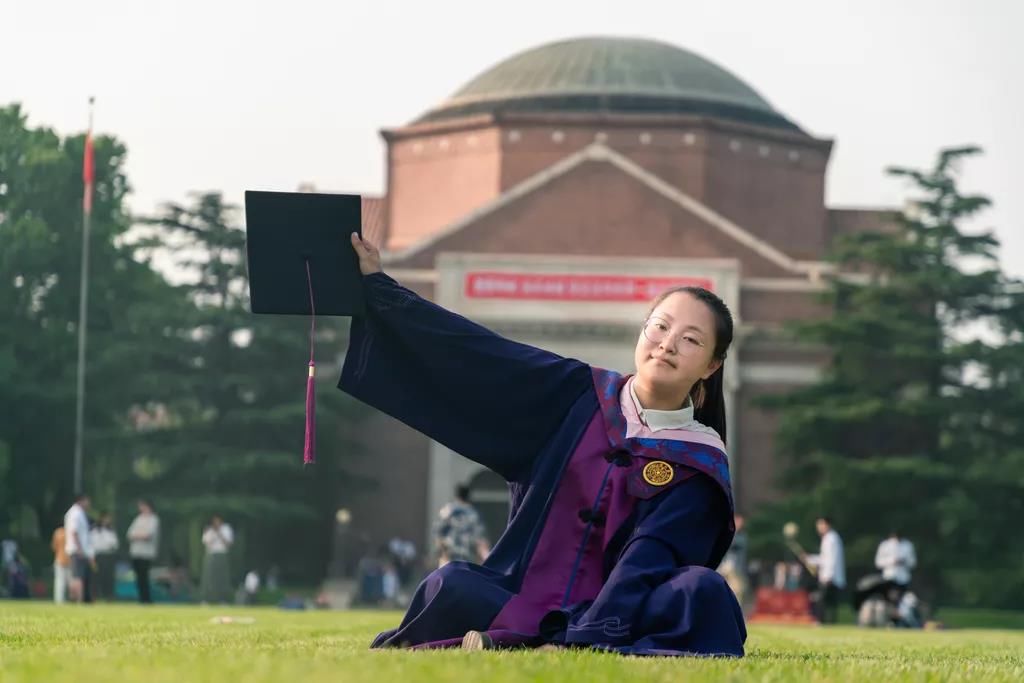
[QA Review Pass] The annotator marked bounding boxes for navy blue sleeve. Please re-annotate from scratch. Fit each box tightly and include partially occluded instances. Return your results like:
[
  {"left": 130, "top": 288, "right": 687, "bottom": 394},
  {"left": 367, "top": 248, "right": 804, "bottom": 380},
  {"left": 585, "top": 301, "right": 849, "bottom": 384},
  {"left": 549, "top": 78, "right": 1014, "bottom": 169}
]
[
  {"left": 561, "top": 474, "right": 729, "bottom": 646},
  {"left": 628, "top": 472, "right": 728, "bottom": 567},
  {"left": 338, "top": 273, "right": 593, "bottom": 482}
]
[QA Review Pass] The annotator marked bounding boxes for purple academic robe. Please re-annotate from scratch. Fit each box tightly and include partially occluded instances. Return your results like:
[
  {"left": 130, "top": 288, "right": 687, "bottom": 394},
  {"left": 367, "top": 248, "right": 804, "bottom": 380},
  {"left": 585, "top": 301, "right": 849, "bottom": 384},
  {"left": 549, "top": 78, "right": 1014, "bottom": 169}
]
[{"left": 338, "top": 273, "right": 746, "bottom": 656}]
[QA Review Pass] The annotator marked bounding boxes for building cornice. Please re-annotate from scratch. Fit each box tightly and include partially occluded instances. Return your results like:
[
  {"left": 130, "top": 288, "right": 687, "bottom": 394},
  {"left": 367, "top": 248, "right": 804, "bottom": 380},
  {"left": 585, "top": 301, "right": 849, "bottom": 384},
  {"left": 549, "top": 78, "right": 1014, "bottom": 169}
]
[{"left": 380, "top": 111, "right": 832, "bottom": 150}]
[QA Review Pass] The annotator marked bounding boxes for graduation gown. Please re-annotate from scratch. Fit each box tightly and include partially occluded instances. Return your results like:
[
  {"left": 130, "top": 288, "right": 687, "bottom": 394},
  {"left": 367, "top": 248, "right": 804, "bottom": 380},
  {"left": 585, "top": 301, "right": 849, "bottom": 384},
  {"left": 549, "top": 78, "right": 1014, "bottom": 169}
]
[{"left": 338, "top": 273, "right": 746, "bottom": 657}]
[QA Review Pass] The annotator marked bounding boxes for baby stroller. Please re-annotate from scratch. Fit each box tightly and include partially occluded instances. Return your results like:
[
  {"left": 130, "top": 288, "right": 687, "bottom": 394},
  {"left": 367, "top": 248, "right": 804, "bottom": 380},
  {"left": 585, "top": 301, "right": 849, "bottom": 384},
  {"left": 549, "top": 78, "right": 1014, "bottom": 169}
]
[{"left": 854, "top": 573, "right": 923, "bottom": 628}]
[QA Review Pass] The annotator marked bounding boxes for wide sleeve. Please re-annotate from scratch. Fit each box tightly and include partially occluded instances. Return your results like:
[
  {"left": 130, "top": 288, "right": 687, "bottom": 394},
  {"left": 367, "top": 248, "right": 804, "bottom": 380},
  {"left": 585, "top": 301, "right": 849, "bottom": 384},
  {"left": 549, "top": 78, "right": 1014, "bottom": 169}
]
[
  {"left": 338, "top": 272, "right": 593, "bottom": 482},
  {"left": 552, "top": 474, "right": 729, "bottom": 648}
]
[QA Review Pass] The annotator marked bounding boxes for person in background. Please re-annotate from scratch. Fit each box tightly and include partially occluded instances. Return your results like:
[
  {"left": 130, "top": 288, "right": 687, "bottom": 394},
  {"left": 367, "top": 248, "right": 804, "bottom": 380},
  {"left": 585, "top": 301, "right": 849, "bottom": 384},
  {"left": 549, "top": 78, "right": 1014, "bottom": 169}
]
[
  {"left": 381, "top": 559, "right": 400, "bottom": 606},
  {"left": 433, "top": 484, "right": 490, "bottom": 568},
  {"left": 51, "top": 526, "right": 71, "bottom": 604},
  {"left": 803, "top": 516, "right": 846, "bottom": 624},
  {"left": 266, "top": 565, "right": 280, "bottom": 591},
  {"left": 719, "top": 514, "right": 750, "bottom": 609},
  {"left": 2, "top": 540, "right": 31, "bottom": 599},
  {"left": 63, "top": 493, "right": 94, "bottom": 603},
  {"left": 875, "top": 530, "right": 917, "bottom": 595},
  {"left": 239, "top": 569, "right": 260, "bottom": 605},
  {"left": 201, "top": 514, "right": 234, "bottom": 604},
  {"left": 90, "top": 513, "right": 119, "bottom": 601},
  {"left": 387, "top": 537, "right": 417, "bottom": 587},
  {"left": 126, "top": 499, "right": 159, "bottom": 604},
  {"left": 1, "top": 538, "right": 16, "bottom": 573}
]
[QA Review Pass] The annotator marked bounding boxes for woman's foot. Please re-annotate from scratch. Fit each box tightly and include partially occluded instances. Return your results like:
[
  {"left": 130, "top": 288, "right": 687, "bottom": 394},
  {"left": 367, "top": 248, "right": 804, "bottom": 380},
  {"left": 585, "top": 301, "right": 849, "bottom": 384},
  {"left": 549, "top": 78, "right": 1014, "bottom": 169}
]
[{"left": 461, "top": 630, "right": 494, "bottom": 650}]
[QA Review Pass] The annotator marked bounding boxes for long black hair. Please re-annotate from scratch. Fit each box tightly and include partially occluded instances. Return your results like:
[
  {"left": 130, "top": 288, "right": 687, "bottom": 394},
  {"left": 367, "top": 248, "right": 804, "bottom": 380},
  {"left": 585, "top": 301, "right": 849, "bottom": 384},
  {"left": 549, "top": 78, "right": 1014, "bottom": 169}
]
[{"left": 645, "top": 286, "right": 734, "bottom": 443}]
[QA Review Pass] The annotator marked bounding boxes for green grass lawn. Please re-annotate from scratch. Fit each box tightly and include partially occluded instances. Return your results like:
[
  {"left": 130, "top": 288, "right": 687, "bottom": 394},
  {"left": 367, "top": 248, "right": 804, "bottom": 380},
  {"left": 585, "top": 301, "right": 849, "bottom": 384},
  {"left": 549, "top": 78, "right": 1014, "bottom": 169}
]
[{"left": 2, "top": 603, "right": 1022, "bottom": 682}]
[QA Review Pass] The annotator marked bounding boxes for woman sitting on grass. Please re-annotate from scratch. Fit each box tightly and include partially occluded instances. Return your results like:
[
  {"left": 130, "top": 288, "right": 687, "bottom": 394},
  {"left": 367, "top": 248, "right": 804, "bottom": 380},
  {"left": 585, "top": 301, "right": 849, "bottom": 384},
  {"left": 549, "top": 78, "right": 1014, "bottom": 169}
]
[{"left": 339, "top": 233, "right": 746, "bottom": 656}]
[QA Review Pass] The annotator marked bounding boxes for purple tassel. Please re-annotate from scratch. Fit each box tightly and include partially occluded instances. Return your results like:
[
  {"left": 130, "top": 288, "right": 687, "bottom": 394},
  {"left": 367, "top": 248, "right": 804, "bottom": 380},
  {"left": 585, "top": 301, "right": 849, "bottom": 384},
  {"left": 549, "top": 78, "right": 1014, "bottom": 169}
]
[{"left": 303, "top": 361, "right": 316, "bottom": 464}]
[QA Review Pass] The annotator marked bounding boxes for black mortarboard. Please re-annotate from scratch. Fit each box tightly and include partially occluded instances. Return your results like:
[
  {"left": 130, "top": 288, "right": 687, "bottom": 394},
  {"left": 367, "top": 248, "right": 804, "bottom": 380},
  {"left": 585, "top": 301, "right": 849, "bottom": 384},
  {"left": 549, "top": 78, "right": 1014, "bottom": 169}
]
[
  {"left": 243, "top": 190, "right": 365, "bottom": 466},
  {"left": 244, "top": 190, "right": 364, "bottom": 316}
]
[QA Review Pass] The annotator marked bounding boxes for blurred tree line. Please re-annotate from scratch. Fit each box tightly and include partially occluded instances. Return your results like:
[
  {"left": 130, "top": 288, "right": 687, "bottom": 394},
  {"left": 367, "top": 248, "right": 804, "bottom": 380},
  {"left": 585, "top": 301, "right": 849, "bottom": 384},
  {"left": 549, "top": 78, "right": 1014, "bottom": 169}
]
[
  {"left": 3, "top": 103, "right": 1022, "bottom": 609},
  {"left": 752, "top": 147, "right": 1024, "bottom": 609},
  {"left": 0, "top": 103, "right": 368, "bottom": 589}
]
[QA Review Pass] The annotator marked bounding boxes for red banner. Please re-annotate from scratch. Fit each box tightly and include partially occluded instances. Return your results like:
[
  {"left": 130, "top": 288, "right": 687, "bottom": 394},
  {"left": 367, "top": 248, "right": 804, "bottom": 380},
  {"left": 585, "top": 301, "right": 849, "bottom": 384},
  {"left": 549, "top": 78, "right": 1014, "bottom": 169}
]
[{"left": 465, "top": 272, "right": 714, "bottom": 301}]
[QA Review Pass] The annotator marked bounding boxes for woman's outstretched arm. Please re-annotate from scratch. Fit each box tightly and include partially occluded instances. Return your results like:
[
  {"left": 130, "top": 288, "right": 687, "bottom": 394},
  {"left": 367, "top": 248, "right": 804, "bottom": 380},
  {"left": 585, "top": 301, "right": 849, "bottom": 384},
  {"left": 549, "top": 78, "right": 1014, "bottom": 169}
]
[{"left": 339, "top": 234, "right": 593, "bottom": 482}]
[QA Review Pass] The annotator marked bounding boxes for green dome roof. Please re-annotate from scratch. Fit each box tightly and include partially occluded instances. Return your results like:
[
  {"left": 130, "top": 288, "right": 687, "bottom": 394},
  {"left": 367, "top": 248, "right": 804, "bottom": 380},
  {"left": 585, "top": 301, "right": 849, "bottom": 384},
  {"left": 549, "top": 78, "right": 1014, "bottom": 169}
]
[{"left": 418, "top": 37, "right": 799, "bottom": 131}]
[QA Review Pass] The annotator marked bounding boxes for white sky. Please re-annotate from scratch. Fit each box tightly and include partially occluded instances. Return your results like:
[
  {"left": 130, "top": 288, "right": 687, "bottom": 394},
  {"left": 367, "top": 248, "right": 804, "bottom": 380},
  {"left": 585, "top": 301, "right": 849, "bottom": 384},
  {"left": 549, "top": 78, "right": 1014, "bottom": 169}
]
[{"left": 6, "top": 0, "right": 1023, "bottom": 276}]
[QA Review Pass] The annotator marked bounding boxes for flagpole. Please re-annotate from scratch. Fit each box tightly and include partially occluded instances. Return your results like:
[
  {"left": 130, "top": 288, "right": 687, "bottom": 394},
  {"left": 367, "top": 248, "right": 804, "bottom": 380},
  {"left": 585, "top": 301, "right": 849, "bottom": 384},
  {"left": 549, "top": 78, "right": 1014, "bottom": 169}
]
[{"left": 73, "top": 96, "right": 95, "bottom": 494}]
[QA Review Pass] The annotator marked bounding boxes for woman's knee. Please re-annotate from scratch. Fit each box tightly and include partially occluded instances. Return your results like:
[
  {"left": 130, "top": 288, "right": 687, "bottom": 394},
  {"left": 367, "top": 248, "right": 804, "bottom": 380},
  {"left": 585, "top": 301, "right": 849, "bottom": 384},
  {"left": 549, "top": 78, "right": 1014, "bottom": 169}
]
[
  {"left": 422, "top": 562, "right": 494, "bottom": 605},
  {"left": 677, "top": 565, "right": 730, "bottom": 592}
]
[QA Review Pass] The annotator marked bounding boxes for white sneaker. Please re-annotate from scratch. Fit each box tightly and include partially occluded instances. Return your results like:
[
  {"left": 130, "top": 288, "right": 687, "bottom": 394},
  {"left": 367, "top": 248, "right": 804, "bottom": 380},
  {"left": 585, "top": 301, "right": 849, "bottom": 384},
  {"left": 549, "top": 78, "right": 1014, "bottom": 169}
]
[{"left": 461, "top": 630, "right": 494, "bottom": 650}]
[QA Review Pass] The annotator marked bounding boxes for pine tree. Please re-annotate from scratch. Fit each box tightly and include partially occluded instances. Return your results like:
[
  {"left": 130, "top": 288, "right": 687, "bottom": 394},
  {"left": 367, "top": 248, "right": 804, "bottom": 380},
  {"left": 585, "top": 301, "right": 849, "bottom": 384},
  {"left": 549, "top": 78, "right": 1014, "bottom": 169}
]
[
  {"left": 0, "top": 103, "right": 192, "bottom": 554},
  {"left": 758, "top": 147, "right": 1024, "bottom": 607},
  {"left": 137, "top": 193, "right": 366, "bottom": 582}
]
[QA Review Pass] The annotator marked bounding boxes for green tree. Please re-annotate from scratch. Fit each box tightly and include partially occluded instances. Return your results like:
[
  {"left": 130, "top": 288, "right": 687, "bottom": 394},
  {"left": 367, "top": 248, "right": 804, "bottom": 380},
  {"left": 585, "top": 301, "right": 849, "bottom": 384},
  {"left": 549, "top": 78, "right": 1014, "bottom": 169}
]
[
  {"left": 137, "top": 193, "right": 365, "bottom": 583},
  {"left": 757, "top": 147, "right": 1024, "bottom": 607},
  {"left": 0, "top": 103, "right": 192, "bottom": 557}
]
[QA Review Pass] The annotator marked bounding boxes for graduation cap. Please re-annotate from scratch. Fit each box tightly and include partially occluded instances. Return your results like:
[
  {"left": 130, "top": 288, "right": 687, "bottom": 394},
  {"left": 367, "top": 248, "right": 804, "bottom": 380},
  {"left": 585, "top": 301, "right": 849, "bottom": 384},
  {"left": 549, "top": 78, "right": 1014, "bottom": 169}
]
[{"left": 244, "top": 190, "right": 365, "bottom": 465}]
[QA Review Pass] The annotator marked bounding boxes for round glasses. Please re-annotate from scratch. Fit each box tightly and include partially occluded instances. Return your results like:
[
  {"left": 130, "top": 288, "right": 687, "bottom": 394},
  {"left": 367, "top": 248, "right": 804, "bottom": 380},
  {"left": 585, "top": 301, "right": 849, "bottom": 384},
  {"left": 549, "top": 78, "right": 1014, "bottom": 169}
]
[{"left": 641, "top": 317, "right": 707, "bottom": 356}]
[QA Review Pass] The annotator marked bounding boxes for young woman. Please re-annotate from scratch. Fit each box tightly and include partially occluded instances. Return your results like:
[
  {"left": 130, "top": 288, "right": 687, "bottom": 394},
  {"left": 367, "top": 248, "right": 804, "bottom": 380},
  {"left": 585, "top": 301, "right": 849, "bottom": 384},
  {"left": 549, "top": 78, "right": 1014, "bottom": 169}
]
[{"left": 340, "top": 233, "right": 746, "bottom": 656}]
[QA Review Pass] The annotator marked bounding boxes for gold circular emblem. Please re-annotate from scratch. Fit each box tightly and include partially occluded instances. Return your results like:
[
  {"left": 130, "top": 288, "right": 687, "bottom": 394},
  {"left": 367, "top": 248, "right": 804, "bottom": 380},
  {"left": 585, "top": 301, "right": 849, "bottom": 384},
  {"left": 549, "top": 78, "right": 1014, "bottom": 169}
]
[{"left": 642, "top": 461, "right": 674, "bottom": 486}]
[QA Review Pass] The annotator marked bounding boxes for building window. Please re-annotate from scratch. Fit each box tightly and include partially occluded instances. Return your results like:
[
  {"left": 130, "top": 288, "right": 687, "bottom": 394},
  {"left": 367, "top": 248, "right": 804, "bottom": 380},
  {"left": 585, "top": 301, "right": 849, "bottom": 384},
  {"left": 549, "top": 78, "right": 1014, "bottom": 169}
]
[
  {"left": 639, "top": 132, "right": 652, "bottom": 145},
  {"left": 595, "top": 131, "right": 608, "bottom": 143},
  {"left": 729, "top": 139, "right": 742, "bottom": 152},
  {"left": 788, "top": 150, "right": 801, "bottom": 162},
  {"left": 759, "top": 145, "right": 771, "bottom": 157},
  {"left": 683, "top": 133, "right": 697, "bottom": 146},
  {"left": 507, "top": 130, "right": 521, "bottom": 143},
  {"left": 551, "top": 130, "right": 565, "bottom": 143}
]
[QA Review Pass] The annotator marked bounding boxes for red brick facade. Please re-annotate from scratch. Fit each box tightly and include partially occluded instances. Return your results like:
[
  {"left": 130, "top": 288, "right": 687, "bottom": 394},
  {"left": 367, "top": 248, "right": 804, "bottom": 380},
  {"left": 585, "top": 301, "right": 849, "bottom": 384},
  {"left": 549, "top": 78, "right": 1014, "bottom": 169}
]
[{"left": 342, "top": 44, "right": 896, "bottom": 553}]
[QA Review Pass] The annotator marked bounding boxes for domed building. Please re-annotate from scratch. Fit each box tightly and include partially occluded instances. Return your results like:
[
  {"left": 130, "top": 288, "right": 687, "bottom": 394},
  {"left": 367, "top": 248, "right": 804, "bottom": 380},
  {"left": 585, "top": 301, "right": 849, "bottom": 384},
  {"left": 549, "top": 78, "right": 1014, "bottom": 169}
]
[{"left": 347, "top": 37, "right": 893, "bottom": 553}]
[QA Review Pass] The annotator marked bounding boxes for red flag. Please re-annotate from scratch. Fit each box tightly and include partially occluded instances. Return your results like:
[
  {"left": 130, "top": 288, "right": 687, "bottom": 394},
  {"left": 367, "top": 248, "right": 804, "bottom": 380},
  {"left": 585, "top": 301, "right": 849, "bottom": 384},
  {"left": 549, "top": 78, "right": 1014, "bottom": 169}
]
[{"left": 82, "top": 132, "right": 94, "bottom": 214}]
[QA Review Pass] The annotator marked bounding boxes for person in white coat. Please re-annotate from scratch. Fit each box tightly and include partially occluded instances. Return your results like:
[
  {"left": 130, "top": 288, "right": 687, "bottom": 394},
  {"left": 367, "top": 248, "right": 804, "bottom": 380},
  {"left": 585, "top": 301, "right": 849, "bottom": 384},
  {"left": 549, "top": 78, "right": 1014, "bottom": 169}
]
[
  {"left": 875, "top": 530, "right": 916, "bottom": 592},
  {"left": 803, "top": 516, "right": 846, "bottom": 624}
]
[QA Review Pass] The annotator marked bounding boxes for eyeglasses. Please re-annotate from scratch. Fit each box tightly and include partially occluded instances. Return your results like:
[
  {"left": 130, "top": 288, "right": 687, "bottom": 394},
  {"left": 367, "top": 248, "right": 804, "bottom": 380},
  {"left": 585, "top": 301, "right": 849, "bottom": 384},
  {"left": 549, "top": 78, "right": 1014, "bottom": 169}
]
[{"left": 642, "top": 317, "right": 707, "bottom": 356}]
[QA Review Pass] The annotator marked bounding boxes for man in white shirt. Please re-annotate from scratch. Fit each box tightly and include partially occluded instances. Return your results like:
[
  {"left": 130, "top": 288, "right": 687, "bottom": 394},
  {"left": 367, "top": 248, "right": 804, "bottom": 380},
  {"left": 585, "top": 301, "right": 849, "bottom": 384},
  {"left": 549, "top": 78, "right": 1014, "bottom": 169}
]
[
  {"left": 875, "top": 530, "right": 916, "bottom": 590},
  {"left": 126, "top": 499, "right": 160, "bottom": 604},
  {"left": 63, "top": 493, "right": 94, "bottom": 603},
  {"left": 803, "top": 516, "right": 846, "bottom": 624}
]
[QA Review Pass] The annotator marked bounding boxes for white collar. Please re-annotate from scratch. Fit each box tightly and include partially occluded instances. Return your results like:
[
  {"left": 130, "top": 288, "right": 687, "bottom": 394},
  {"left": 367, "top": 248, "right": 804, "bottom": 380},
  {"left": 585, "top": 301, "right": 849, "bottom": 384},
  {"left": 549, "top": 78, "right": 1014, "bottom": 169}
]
[{"left": 628, "top": 379, "right": 695, "bottom": 432}]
